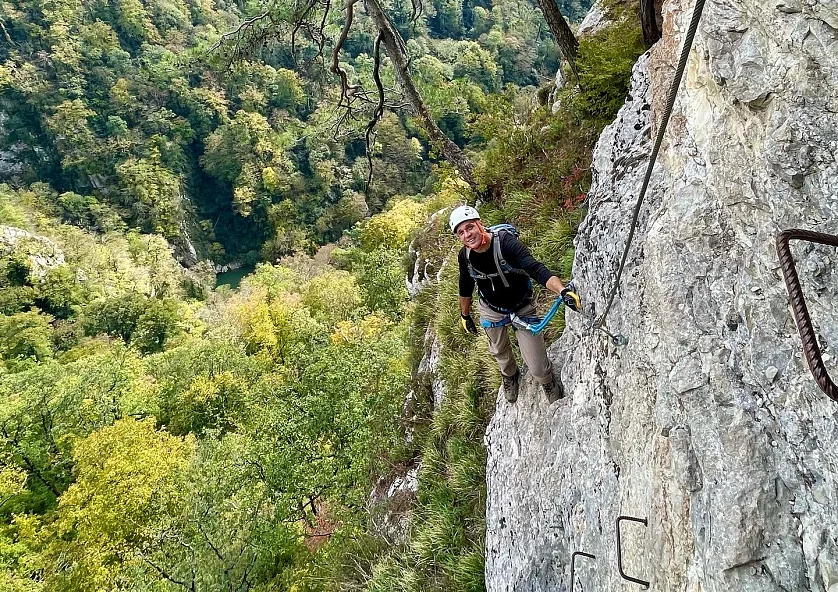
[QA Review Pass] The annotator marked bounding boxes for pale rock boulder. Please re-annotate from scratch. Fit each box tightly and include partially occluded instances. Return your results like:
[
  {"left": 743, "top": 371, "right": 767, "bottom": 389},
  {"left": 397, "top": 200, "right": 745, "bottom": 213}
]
[
  {"left": 485, "top": 1, "right": 838, "bottom": 591},
  {"left": 577, "top": 0, "right": 609, "bottom": 37},
  {"left": 0, "top": 225, "right": 65, "bottom": 277},
  {"left": 369, "top": 464, "right": 420, "bottom": 546},
  {"left": 0, "top": 112, "right": 24, "bottom": 177}
]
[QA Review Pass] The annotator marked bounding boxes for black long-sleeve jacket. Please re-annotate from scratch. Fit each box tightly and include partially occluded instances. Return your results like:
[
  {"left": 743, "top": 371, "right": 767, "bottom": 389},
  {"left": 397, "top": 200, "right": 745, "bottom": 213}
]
[{"left": 458, "top": 231, "right": 556, "bottom": 312}]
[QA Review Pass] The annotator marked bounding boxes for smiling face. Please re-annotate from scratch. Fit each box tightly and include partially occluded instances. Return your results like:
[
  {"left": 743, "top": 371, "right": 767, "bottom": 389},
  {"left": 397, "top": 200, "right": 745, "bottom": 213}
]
[{"left": 455, "top": 219, "right": 488, "bottom": 251}]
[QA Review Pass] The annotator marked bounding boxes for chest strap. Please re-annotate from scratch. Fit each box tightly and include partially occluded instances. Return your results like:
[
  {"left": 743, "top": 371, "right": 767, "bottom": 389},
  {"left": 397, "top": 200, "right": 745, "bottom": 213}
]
[{"left": 466, "top": 231, "right": 525, "bottom": 290}]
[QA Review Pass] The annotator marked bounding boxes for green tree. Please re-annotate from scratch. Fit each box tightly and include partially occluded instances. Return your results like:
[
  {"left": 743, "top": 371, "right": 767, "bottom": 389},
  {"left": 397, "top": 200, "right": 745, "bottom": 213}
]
[
  {"left": 430, "top": 0, "right": 465, "bottom": 38},
  {"left": 0, "top": 348, "right": 152, "bottom": 508},
  {"left": 452, "top": 41, "right": 500, "bottom": 92},
  {"left": 359, "top": 198, "right": 425, "bottom": 251},
  {"left": 201, "top": 110, "right": 297, "bottom": 217},
  {"left": 147, "top": 338, "right": 260, "bottom": 436},
  {"left": 37, "top": 418, "right": 193, "bottom": 592},
  {"left": 133, "top": 298, "right": 181, "bottom": 354},
  {"left": 35, "top": 265, "right": 87, "bottom": 319},
  {"left": 301, "top": 271, "right": 365, "bottom": 326},
  {"left": 83, "top": 293, "right": 147, "bottom": 342},
  {"left": 44, "top": 100, "right": 101, "bottom": 179},
  {"left": 83, "top": 293, "right": 182, "bottom": 352},
  {"left": 339, "top": 246, "right": 409, "bottom": 320},
  {"left": 116, "top": 149, "right": 184, "bottom": 238},
  {"left": 0, "top": 311, "right": 54, "bottom": 367}
]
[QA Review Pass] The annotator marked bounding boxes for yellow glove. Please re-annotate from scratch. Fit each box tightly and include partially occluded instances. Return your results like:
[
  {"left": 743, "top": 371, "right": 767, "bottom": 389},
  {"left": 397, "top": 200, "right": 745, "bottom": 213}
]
[
  {"left": 460, "top": 314, "right": 478, "bottom": 335},
  {"left": 561, "top": 283, "right": 582, "bottom": 312}
]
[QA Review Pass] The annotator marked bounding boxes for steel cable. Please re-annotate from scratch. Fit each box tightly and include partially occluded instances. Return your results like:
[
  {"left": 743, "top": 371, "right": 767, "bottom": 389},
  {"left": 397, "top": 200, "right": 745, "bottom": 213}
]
[
  {"left": 595, "top": 0, "right": 707, "bottom": 329},
  {"left": 776, "top": 229, "right": 838, "bottom": 403}
]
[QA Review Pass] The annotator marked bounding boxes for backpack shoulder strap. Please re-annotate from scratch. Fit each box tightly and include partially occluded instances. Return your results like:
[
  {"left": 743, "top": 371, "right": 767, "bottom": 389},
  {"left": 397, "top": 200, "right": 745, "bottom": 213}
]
[
  {"left": 492, "top": 231, "right": 510, "bottom": 288},
  {"left": 465, "top": 247, "right": 480, "bottom": 281}
]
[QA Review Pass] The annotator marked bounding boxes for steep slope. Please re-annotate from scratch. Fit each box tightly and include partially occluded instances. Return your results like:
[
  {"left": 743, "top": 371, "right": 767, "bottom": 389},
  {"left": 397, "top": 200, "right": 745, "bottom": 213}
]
[{"left": 485, "top": 0, "right": 838, "bottom": 590}]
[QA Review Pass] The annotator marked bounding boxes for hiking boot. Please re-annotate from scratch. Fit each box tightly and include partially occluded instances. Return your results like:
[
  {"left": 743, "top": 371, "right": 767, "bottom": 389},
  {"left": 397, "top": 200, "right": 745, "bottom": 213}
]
[
  {"left": 543, "top": 372, "right": 564, "bottom": 404},
  {"left": 502, "top": 370, "right": 520, "bottom": 403}
]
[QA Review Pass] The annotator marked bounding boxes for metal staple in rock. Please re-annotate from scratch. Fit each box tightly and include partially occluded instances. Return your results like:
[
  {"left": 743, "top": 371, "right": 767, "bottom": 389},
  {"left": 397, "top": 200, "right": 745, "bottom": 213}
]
[
  {"left": 776, "top": 229, "right": 838, "bottom": 403},
  {"left": 616, "top": 515, "right": 650, "bottom": 588},
  {"left": 595, "top": 0, "right": 707, "bottom": 330},
  {"left": 570, "top": 551, "right": 596, "bottom": 591}
]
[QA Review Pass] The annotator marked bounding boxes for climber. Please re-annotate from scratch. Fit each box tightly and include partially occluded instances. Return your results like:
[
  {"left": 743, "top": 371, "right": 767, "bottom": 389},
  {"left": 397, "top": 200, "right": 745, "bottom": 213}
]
[{"left": 450, "top": 204, "right": 581, "bottom": 404}]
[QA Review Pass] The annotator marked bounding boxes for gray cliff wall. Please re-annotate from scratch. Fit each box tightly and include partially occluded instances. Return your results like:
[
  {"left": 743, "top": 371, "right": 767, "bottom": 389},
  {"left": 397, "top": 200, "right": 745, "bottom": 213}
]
[{"left": 484, "top": 1, "right": 838, "bottom": 591}]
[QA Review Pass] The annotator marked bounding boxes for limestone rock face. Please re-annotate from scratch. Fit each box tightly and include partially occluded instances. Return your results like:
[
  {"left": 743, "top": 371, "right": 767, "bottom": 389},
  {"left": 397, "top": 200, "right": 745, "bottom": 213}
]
[
  {"left": 369, "top": 464, "right": 420, "bottom": 546},
  {"left": 577, "top": 0, "right": 609, "bottom": 37},
  {"left": 0, "top": 226, "right": 66, "bottom": 277},
  {"left": 484, "top": 1, "right": 838, "bottom": 591},
  {"left": 406, "top": 208, "right": 450, "bottom": 297},
  {"left": 0, "top": 113, "right": 24, "bottom": 178}
]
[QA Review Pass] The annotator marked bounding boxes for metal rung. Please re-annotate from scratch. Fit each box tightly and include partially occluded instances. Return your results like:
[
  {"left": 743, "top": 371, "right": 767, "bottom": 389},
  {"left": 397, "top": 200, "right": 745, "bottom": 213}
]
[
  {"left": 570, "top": 551, "right": 596, "bottom": 591},
  {"left": 616, "top": 515, "right": 650, "bottom": 588},
  {"left": 776, "top": 229, "right": 838, "bottom": 403}
]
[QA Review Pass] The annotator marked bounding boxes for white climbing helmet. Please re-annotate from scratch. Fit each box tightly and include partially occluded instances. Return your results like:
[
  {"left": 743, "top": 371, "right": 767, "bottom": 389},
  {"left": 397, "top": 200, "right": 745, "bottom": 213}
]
[{"left": 449, "top": 205, "right": 481, "bottom": 233}]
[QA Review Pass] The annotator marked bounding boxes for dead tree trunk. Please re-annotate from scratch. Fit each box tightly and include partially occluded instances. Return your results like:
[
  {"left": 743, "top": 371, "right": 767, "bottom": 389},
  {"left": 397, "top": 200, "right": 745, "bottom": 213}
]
[
  {"left": 363, "top": 0, "right": 476, "bottom": 188},
  {"left": 640, "top": 0, "right": 661, "bottom": 46},
  {"left": 536, "top": 0, "right": 578, "bottom": 80}
]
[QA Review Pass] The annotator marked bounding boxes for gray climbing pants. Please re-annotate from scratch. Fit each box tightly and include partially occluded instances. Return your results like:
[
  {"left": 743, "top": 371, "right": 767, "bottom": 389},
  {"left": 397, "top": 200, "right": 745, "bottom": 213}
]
[{"left": 478, "top": 299, "right": 553, "bottom": 384}]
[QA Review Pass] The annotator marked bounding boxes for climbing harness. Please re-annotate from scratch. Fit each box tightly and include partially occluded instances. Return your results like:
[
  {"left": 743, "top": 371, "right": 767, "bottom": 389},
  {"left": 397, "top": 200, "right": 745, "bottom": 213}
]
[
  {"left": 479, "top": 292, "right": 629, "bottom": 345},
  {"left": 595, "top": 0, "right": 708, "bottom": 330},
  {"left": 776, "top": 229, "right": 838, "bottom": 403},
  {"left": 479, "top": 297, "right": 561, "bottom": 335}
]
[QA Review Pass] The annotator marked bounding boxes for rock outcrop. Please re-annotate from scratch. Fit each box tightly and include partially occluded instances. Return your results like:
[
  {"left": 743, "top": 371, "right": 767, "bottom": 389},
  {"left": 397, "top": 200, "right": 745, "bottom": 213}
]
[
  {"left": 0, "top": 112, "right": 24, "bottom": 178},
  {"left": 485, "top": 1, "right": 838, "bottom": 591},
  {"left": 369, "top": 464, "right": 420, "bottom": 546},
  {"left": 0, "top": 225, "right": 66, "bottom": 277},
  {"left": 576, "top": 0, "right": 609, "bottom": 37}
]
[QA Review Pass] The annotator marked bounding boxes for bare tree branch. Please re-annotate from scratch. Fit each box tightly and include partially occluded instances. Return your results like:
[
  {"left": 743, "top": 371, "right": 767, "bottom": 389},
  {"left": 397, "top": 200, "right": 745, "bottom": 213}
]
[
  {"left": 362, "top": 0, "right": 475, "bottom": 186},
  {"left": 209, "top": 11, "right": 271, "bottom": 54},
  {"left": 210, "top": 0, "right": 476, "bottom": 188},
  {"left": 208, "top": 11, "right": 281, "bottom": 71},
  {"left": 364, "top": 30, "right": 385, "bottom": 191},
  {"left": 315, "top": 0, "right": 332, "bottom": 65},
  {"left": 332, "top": 0, "right": 361, "bottom": 111},
  {"left": 291, "top": 0, "right": 319, "bottom": 64},
  {"left": 142, "top": 556, "right": 191, "bottom": 590}
]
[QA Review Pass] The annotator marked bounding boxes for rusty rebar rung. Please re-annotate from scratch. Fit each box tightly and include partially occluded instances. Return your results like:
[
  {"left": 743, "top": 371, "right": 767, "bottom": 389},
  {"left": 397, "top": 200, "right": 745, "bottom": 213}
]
[
  {"left": 776, "top": 229, "right": 838, "bottom": 403},
  {"left": 570, "top": 551, "right": 596, "bottom": 592},
  {"left": 616, "top": 516, "right": 650, "bottom": 589}
]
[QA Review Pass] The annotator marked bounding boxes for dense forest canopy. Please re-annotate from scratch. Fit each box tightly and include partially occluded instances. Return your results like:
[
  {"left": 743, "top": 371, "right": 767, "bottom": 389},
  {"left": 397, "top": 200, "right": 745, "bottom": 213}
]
[
  {"left": 0, "top": 0, "right": 589, "bottom": 262},
  {"left": 0, "top": 0, "right": 655, "bottom": 588}
]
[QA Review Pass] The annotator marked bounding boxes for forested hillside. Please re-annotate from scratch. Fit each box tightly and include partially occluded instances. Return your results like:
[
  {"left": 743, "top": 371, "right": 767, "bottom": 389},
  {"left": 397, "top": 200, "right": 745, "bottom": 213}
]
[
  {"left": 0, "top": 0, "right": 587, "bottom": 261},
  {"left": 0, "top": 0, "right": 648, "bottom": 588}
]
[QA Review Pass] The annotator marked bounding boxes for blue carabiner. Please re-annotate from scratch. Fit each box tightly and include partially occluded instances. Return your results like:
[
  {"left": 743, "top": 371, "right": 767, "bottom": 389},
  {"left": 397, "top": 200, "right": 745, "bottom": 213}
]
[{"left": 510, "top": 298, "right": 562, "bottom": 335}]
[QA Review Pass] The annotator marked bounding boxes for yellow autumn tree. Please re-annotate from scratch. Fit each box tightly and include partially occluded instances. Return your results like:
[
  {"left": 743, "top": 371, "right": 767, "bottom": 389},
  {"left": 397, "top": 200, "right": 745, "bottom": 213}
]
[
  {"left": 38, "top": 418, "right": 194, "bottom": 592},
  {"left": 358, "top": 198, "right": 426, "bottom": 251}
]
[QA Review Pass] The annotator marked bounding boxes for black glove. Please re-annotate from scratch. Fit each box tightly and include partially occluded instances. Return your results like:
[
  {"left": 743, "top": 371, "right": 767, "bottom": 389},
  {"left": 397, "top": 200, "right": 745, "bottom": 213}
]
[
  {"left": 460, "top": 314, "right": 478, "bottom": 335},
  {"left": 560, "top": 282, "right": 582, "bottom": 312}
]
